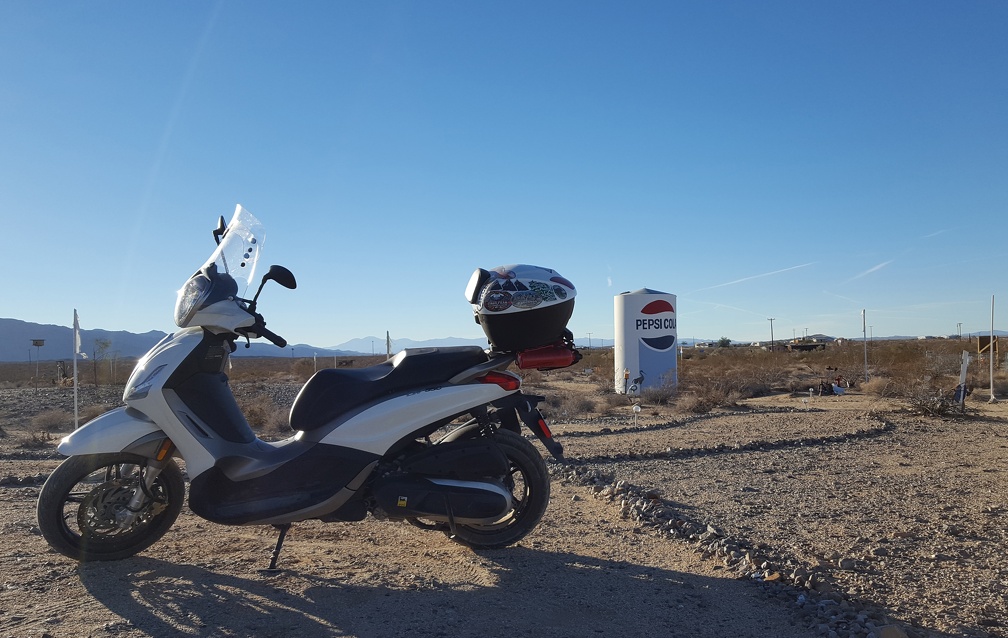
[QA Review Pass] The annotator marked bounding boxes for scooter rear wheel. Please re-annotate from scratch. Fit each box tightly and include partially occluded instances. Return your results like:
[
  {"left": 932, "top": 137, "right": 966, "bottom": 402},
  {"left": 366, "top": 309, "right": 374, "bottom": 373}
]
[
  {"left": 449, "top": 429, "right": 550, "bottom": 549},
  {"left": 37, "top": 453, "right": 184, "bottom": 561}
]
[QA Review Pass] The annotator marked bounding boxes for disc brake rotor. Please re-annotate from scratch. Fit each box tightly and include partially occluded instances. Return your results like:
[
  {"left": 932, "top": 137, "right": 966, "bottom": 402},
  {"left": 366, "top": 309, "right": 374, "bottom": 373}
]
[{"left": 77, "top": 478, "right": 166, "bottom": 538}]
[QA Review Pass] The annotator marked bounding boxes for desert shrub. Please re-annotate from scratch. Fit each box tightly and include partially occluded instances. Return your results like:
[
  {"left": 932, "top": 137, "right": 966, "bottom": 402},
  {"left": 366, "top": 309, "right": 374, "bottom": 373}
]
[
  {"left": 640, "top": 383, "right": 677, "bottom": 405},
  {"left": 601, "top": 392, "right": 629, "bottom": 410},
  {"left": 674, "top": 387, "right": 740, "bottom": 414},
  {"left": 997, "top": 377, "right": 1008, "bottom": 396},
  {"left": 547, "top": 393, "right": 596, "bottom": 418},
  {"left": 861, "top": 376, "right": 894, "bottom": 397},
  {"left": 518, "top": 368, "right": 545, "bottom": 385},
  {"left": 550, "top": 370, "right": 576, "bottom": 382},
  {"left": 903, "top": 380, "right": 959, "bottom": 416},
  {"left": 237, "top": 393, "right": 290, "bottom": 438},
  {"left": 20, "top": 429, "right": 53, "bottom": 448},
  {"left": 31, "top": 409, "right": 73, "bottom": 433}
]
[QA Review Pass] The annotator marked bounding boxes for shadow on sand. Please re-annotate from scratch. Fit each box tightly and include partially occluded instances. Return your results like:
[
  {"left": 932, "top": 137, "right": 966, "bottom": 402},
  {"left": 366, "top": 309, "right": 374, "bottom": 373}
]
[{"left": 79, "top": 546, "right": 827, "bottom": 638}]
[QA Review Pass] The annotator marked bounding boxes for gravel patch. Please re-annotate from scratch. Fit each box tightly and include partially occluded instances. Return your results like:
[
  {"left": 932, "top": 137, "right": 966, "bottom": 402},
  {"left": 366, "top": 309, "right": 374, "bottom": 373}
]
[{"left": 1, "top": 384, "right": 1006, "bottom": 637}]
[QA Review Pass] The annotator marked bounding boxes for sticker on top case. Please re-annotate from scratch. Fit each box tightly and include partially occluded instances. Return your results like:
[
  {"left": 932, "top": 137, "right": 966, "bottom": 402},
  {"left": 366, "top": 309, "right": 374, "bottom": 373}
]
[{"left": 483, "top": 291, "right": 512, "bottom": 312}]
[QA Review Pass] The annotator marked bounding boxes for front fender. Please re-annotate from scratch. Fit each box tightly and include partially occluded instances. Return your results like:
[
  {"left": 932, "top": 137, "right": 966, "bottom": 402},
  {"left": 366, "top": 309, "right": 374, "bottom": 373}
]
[{"left": 58, "top": 407, "right": 166, "bottom": 457}]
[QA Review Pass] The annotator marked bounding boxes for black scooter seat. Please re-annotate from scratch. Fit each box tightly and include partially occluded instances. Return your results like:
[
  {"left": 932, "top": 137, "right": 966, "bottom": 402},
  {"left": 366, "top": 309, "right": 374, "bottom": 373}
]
[{"left": 289, "top": 346, "right": 489, "bottom": 432}]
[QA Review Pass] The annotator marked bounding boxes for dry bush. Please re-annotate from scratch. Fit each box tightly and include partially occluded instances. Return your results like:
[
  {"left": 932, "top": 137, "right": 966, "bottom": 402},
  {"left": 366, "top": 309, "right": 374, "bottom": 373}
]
[
  {"left": 31, "top": 409, "right": 73, "bottom": 433},
  {"left": 237, "top": 393, "right": 290, "bottom": 438},
  {"left": 519, "top": 368, "right": 545, "bottom": 385},
  {"left": 640, "top": 383, "right": 677, "bottom": 406},
  {"left": 601, "top": 392, "right": 630, "bottom": 410},
  {"left": 553, "top": 394, "right": 596, "bottom": 417},
  {"left": 20, "top": 429, "right": 53, "bottom": 448},
  {"left": 674, "top": 390, "right": 726, "bottom": 415},
  {"left": 861, "top": 376, "right": 895, "bottom": 397},
  {"left": 903, "top": 380, "right": 960, "bottom": 416},
  {"left": 533, "top": 389, "right": 597, "bottom": 419}
]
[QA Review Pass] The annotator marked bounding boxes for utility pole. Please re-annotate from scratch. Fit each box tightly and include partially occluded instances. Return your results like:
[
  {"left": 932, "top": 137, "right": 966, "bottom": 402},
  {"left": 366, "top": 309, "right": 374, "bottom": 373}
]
[
  {"left": 767, "top": 318, "right": 775, "bottom": 352},
  {"left": 862, "top": 309, "right": 869, "bottom": 383},
  {"left": 587, "top": 332, "right": 592, "bottom": 350},
  {"left": 990, "top": 295, "right": 997, "bottom": 403}
]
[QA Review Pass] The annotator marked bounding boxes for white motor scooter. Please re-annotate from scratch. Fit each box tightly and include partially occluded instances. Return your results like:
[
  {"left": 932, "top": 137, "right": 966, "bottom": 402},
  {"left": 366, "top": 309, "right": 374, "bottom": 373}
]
[{"left": 37, "top": 205, "right": 580, "bottom": 569}]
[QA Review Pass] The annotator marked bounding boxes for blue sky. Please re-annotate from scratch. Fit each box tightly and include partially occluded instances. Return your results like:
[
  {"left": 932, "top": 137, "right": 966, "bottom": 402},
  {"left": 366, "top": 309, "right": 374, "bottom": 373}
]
[{"left": 2, "top": 1, "right": 1005, "bottom": 351}]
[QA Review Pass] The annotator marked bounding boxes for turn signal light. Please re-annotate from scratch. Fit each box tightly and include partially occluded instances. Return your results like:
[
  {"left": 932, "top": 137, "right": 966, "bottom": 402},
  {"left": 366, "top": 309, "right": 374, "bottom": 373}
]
[{"left": 478, "top": 371, "right": 521, "bottom": 391}]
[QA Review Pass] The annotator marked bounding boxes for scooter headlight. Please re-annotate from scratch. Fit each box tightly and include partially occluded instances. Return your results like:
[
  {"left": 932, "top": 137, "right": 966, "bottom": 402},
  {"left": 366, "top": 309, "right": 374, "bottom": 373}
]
[
  {"left": 125, "top": 364, "right": 167, "bottom": 401},
  {"left": 174, "top": 274, "right": 212, "bottom": 328}
]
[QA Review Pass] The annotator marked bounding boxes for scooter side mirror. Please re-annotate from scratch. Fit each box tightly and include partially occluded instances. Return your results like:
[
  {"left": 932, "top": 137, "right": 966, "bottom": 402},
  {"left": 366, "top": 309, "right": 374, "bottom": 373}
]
[
  {"left": 248, "top": 265, "right": 297, "bottom": 311},
  {"left": 212, "top": 215, "right": 227, "bottom": 245},
  {"left": 264, "top": 265, "right": 297, "bottom": 290}
]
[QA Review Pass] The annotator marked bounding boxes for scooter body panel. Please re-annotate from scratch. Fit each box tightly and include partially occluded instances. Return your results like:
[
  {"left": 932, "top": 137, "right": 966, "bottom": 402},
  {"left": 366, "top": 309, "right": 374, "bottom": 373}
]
[
  {"left": 121, "top": 328, "right": 221, "bottom": 476},
  {"left": 317, "top": 383, "right": 513, "bottom": 455},
  {"left": 57, "top": 407, "right": 165, "bottom": 456}
]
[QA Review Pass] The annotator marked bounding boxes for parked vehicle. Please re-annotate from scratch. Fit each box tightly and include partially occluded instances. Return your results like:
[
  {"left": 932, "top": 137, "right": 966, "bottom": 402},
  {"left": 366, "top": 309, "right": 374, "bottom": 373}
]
[{"left": 37, "top": 205, "right": 580, "bottom": 568}]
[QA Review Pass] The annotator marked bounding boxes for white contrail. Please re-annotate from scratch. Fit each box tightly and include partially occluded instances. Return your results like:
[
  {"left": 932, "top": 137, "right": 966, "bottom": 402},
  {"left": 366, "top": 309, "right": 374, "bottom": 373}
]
[
  {"left": 691, "top": 262, "right": 816, "bottom": 293},
  {"left": 849, "top": 260, "right": 893, "bottom": 281}
]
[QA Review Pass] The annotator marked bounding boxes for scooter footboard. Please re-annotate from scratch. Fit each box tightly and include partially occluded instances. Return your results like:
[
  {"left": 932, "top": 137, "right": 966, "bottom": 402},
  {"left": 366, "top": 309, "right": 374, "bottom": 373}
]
[{"left": 57, "top": 407, "right": 167, "bottom": 457}]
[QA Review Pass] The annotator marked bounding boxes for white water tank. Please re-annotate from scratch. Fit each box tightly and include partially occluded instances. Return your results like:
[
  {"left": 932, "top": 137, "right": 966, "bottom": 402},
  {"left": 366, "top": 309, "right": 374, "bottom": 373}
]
[{"left": 614, "top": 289, "right": 678, "bottom": 395}]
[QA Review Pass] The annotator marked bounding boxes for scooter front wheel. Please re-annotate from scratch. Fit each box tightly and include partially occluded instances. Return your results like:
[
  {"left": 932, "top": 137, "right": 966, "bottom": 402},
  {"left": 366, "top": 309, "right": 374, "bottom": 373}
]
[
  {"left": 37, "top": 453, "right": 184, "bottom": 561},
  {"left": 450, "top": 429, "right": 550, "bottom": 549}
]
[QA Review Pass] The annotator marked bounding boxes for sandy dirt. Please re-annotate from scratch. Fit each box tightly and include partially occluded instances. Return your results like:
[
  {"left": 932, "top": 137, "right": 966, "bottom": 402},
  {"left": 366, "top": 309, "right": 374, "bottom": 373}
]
[{"left": 1, "top": 383, "right": 1006, "bottom": 638}]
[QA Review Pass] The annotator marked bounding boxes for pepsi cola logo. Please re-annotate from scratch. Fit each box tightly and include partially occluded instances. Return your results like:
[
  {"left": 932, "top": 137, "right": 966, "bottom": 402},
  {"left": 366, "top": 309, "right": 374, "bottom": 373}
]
[
  {"left": 641, "top": 335, "right": 677, "bottom": 351},
  {"left": 641, "top": 300, "right": 674, "bottom": 315},
  {"left": 637, "top": 298, "right": 676, "bottom": 331}
]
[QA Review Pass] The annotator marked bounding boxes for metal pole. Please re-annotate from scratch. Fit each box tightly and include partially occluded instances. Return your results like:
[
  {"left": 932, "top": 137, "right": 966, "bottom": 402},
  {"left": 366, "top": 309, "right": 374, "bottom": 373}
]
[
  {"left": 767, "top": 318, "right": 775, "bottom": 351},
  {"left": 862, "top": 309, "right": 869, "bottom": 383},
  {"left": 990, "top": 295, "right": 997, "bottom": 403}
]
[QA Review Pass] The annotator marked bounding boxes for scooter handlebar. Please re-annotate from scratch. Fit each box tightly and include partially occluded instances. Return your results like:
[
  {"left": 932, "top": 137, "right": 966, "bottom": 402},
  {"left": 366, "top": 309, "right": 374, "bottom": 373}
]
[
  {"left": 238, "top": 314, "right": 287, "bottom": 349},
  {"left": 259, "top": 326, "right": 287, "bottom": 349}
]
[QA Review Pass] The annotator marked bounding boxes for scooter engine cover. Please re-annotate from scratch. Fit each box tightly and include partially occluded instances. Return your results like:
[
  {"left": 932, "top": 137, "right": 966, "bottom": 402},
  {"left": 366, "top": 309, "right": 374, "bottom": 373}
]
[
  {"left": 372, "top": 475, "right": 510, "bottom": 522},
  {"left": 400, "top": 439, "right": 509, "bottom": 479}
]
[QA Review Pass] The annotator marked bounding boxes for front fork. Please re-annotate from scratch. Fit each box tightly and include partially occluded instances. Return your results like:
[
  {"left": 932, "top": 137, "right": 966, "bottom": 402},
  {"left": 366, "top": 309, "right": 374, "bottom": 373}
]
[{"left": 117, "top": 439, "right": 175, "bottom": 529}]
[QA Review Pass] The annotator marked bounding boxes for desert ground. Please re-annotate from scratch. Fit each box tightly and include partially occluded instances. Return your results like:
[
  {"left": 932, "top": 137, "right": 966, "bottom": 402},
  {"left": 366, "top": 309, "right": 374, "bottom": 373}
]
[{"left": 0, "top": 369, "right": 1005, "bottom": 638}]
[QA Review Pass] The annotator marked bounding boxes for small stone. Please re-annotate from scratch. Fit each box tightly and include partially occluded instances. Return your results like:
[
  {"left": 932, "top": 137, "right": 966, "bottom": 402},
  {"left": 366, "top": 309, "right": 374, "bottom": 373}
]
[{"left": 875, "top": 626, "right": 909, "bottom": 638}]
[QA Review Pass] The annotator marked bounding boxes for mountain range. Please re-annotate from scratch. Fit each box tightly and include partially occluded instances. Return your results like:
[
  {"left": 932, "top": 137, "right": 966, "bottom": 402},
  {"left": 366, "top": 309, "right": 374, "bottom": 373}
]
[
  {"left": 3, "top": 317, "right": 999, "bottom": 363},
  {"left": 0, "top": 318, "right": 489, "bottom": 362}
]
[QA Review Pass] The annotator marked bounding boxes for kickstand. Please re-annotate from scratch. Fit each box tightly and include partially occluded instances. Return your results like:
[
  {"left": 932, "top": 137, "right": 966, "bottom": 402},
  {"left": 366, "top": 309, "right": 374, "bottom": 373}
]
[
  {"left": 267, "top": 523, "right": 291, "bottom": 571},
  {"left": 443, "top": 496, "right": 458, "bottom": 539}
]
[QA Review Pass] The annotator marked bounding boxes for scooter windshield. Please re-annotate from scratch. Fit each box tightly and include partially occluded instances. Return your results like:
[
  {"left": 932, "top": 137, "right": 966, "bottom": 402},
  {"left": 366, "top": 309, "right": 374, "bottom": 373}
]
[
  {"left": 174, "top": 205, "right": 266, "bottom": 328},
  {"left": 201, "top": 204, "right": 266, "bottom": 298}
]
